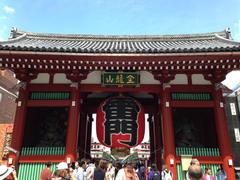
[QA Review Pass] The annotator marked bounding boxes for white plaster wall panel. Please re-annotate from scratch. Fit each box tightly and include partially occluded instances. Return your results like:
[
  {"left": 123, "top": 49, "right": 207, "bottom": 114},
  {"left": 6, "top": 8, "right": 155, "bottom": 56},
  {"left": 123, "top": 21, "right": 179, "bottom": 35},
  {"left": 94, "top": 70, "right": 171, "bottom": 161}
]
[
  {"left": 53, "top": 73, "right": 71, "bottom": 84},
  {"left": 30, "top": 73, "right": 49, "bottom": 84},
  {"left": 170, "top": 74, "right": 188, "bottom": 85},
  {"left": 81, "top": 71, "right": 101, "bottom": 84},
  {"left": 192, "top": 74, "right": 211, "bottom": 85},
  {"left": 140, "top": 71, "right": 160, "bottom": 84}
]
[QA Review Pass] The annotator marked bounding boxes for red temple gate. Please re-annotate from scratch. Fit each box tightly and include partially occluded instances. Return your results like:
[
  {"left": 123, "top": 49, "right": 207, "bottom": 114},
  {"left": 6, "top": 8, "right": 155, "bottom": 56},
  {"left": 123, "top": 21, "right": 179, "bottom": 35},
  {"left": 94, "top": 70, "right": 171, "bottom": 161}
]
[{"left": 0, "top": 28, "right": 240, "bottom": 179}]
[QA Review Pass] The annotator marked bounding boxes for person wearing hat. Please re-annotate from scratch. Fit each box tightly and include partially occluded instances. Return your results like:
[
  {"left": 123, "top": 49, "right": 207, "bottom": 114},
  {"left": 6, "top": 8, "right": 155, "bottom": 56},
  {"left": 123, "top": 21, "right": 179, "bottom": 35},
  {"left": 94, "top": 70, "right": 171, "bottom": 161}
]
[
  {"left": 40, "top": 162, "right": 52, "bottom": 180},
  {"left": 0, "top": 165, "right": 17, "bottom": 180},
  {"left": 54, "top": 162, "right": 71, "bottom": 180}
]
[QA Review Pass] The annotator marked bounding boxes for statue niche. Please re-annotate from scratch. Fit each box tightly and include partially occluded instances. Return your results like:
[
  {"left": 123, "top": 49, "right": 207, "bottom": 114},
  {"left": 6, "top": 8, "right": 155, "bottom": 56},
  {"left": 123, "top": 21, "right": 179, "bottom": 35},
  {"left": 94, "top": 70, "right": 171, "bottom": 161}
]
[
  {"left": 175, "top": 117, "right": 203, "bottom": 147},
  {"left": 38, "top": 109, "right": 68, "bottom": 147}
]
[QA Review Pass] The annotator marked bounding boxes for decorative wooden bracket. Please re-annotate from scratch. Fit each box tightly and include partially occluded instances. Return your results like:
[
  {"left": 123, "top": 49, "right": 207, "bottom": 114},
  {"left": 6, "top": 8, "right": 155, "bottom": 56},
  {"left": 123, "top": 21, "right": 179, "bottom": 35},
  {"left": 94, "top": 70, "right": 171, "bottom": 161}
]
[
  {"left": 153, "top": 71, "right": 175, "bottom": 83},
  {"left": 15, "top": 69, "right": 37, "bottom": 82},
  {"left": 203, "top": 70, "right": 227, "bottom": 84},
  {"left": 66, "top": 71, "right": 89, "bottom": 82}
]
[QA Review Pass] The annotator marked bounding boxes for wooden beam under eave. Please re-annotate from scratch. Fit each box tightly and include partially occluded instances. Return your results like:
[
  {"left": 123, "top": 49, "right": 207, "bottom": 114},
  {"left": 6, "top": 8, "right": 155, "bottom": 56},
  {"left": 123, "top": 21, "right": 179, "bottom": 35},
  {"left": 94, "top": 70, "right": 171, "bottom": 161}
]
[
  {"left": 1, "top": 49, "right": 240, "bottom": 57},
  {"left": 27, "top": 100, "right": 71, "bottom": 107},
  {"left": 79, "top": 84, "right": 162, "bottom": 93},
  {"left": 171, "top": 100, "right": 214, "bottom": 108},
  {"left": 84, "top": 104, "right": 158, "bottom": 114}
]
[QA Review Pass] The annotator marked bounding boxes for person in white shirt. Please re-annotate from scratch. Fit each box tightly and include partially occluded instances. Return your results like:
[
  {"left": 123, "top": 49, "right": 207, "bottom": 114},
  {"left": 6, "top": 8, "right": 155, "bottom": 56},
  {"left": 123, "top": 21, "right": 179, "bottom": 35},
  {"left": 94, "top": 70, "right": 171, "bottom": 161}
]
[
  {"left": 106, "top": 163, "right": 115, "bottom": 180},
  {"left": 74, "top": 160, "right": 86, "bottom": 180},
  {"left": 86, "top": 159, "right": 96, "bottom": 180}
]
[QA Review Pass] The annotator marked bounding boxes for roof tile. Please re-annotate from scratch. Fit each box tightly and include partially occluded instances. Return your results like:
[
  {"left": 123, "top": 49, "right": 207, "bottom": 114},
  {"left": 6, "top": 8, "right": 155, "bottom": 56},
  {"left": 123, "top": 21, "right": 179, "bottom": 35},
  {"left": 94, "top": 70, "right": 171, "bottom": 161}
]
[{"left": 0, "top": 29, "right": 240, "bottom": 53}]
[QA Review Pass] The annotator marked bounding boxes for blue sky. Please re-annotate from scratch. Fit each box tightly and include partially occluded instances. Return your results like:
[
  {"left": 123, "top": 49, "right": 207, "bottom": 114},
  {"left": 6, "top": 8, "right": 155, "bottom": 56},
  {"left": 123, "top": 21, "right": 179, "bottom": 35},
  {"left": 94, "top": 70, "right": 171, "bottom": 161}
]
[
  {"left": 0, "top": 0, "right": 239, "bottom": 88},
  {"left": 0, "top": 0, "right": 240, "bottom": 41},
  {"left": 0, "top": 0, "right": 240, "bottom": 90},
  {"left": 1, "top": 0, "right": 240, "bottom": 142}
]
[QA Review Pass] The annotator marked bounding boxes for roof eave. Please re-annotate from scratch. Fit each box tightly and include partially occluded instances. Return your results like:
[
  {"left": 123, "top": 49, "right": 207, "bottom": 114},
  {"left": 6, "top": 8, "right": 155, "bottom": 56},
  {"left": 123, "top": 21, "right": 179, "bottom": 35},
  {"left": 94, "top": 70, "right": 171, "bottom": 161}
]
[
  {"left": 215, "top": 34, "right": 240, "bottom": 46},
  {"left": 1, "top": 49, "right": 240, "bottom": 57},
  {"left": 0, "top": 33, "right": 27, "bottom": 44}
]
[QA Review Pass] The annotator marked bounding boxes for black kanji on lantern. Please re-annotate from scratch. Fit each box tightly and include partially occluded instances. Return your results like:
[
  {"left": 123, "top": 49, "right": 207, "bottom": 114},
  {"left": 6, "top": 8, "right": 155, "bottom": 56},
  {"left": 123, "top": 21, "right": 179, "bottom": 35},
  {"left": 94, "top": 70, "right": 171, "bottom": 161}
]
[{"left": 103, "top": 97, "right": 140, "bottom": 146}]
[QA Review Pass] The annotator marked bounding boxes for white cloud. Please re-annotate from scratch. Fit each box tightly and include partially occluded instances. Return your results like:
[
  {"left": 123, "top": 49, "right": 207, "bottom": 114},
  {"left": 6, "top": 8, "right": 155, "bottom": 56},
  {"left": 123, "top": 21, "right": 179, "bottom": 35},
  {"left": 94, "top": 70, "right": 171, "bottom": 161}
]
[
  {"left": 222, "top": 70, "right": 240, "bottom": 90},
  {"left": 233, "top": 19, "right": 240, "bottom": 41},
  {"left": 3, "top": 6, "right": 15, "bottom": 14}
]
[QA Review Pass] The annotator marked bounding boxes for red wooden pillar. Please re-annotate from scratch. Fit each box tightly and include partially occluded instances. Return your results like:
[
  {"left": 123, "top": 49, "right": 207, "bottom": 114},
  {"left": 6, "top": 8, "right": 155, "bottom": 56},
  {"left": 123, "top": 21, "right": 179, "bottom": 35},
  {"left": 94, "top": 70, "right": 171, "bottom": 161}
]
[
  {"left": 85, "top": 114, "right": 93, "bottom": 159},
  {"left": 65, "top": 85, "right": 80, "bottom": 162},
  {"left": 154, "top": 113, "right": 162, "bottom": 170},
  {"left": 148, "top": 115, "right": 155, "bottom": 164},
  {"left": 161, "top": 85, "right": 177, "bottom": 179},
  {"left": 10, "top": 86, "right": 28, "bottom": 165},
  {"left": 214, "top": 88, "right": 235, "bottom": 180}
]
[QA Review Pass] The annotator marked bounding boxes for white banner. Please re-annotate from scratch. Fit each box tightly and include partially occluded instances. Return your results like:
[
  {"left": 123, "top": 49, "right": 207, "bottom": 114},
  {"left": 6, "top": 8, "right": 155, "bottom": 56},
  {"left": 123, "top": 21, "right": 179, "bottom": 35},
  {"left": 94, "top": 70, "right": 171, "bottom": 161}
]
[
  {"left": 234, "top": 128, "right": 240, "bottom": 142},
  {"left": 230, "top": 103, "right": 237, "bottom": 115}
]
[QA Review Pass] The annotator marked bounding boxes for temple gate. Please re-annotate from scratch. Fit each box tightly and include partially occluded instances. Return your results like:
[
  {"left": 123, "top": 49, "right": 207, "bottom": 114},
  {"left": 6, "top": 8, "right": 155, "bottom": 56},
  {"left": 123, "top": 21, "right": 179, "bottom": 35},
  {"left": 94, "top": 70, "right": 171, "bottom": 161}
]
[{"left": 0, "top": 28, "right": 240, "bottom": 179}]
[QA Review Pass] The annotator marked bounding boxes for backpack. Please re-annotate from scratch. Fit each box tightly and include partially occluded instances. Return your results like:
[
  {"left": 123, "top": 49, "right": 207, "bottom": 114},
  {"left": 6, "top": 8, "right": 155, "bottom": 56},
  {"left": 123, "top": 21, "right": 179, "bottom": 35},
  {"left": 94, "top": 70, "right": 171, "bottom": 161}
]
[
  {"left": 152, "top": 171, "right": 161, "bottom": 180},
  {"left": 162, "top": 170, "right": 172, "bottom": 180}
]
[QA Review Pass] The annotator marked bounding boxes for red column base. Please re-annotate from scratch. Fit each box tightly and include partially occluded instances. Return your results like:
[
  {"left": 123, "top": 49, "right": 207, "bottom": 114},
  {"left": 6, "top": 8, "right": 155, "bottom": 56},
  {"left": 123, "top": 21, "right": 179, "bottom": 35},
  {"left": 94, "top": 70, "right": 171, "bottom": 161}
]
[
  {"left": 65, "top": 154, "right": 76, "bottom": 165},
  {"left": 222, "top": 156, "right": 235, "bottom": 180},
  {"left": 165, "top": 154, "right": 177, "bottom": 180},
  {"left": 7, "top": 153, "right": 16, "bottom": 166}
]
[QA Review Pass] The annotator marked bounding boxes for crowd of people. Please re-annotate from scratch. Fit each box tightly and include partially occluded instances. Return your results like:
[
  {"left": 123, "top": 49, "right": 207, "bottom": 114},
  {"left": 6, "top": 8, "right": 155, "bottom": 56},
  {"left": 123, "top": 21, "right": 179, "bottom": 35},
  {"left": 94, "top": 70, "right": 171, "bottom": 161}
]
[
  {"left": 0, "top": 157, "right": 238, "bottom": 179},
  {"left": 186, "top": 158, "right": 229, "bottom": 180},
  {"left": 39, "top": 158, "right": 175, "bottom": 180},
  {"left": 39, "top": 158, "right": 240, "bottom": 180}
]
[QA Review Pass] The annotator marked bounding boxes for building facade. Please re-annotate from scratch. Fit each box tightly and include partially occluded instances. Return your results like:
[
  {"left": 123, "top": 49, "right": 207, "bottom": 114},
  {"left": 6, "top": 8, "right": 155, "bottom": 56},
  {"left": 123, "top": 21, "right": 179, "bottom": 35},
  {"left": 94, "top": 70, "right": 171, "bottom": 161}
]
[
  {"left": 224, "top": 89, "right": 240, "bottom": 177},
  {"left": 131, "top": 142, "right": 151, "bottom": 160},
  {"left": 91, "top": 142, "right": 110, "bottom": 159},
  {"left": 0, "top": 70, "right": 17, "bottom": 160},
  {"left": 0, "top": 28, "right": 240, "bottom": 179}
]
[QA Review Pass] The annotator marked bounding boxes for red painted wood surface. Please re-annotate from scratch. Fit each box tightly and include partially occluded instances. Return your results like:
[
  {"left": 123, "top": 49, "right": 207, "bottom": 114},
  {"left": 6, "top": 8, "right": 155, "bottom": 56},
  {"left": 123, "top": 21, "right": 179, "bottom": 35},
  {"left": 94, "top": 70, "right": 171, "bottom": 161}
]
[
  {"left": 11, "top": 87, "right": 28, "bottom": 158},
  {"left": 65, "top": 87, "right": 80, "bottom": 161},
  {"left": 19, "top": 155, "right": 65, "bottom": 163},
  {"left": 161, "top": 86, "right": 177, "bottom": 179}
]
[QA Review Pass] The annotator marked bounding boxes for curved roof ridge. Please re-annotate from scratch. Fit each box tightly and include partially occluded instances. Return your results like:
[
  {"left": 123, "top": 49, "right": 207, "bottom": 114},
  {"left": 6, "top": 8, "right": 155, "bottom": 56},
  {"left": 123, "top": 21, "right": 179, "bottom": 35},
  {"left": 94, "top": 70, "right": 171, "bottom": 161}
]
[
  {"left": 1, "top": 28, "right": 239, "bottom": 54},
  {"left": 6, "top": 28, "right": 228, "bottom": 41},
  {"left": 215, "top": 34, "right": 240, "bottom": 46},
  {"left": 0, "top": 33, "right": 27, "bottom": 44}
]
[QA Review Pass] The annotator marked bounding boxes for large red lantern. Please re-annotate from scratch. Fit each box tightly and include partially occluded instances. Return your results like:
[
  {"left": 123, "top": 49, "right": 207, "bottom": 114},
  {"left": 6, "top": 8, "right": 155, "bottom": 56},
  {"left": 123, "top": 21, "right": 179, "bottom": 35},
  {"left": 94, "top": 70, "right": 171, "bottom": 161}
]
[{"left": 96, "top": 96, "right": 145, "bottom": 148}]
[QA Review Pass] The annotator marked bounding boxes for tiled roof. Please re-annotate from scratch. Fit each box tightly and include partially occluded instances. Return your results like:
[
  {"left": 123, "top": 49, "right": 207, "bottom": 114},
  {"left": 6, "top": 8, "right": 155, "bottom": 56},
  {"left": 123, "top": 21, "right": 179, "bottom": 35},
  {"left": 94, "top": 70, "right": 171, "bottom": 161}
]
[{"left": 0, "top": 28, "right": 240, "bottom": 53}]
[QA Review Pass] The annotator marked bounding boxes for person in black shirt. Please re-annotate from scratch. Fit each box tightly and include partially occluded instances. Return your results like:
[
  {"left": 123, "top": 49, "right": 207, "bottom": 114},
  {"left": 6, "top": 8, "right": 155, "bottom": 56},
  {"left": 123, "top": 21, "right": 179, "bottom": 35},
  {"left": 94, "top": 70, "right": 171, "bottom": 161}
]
[{"left": 94, "top": 160, "right": 108, "bottom": 180}]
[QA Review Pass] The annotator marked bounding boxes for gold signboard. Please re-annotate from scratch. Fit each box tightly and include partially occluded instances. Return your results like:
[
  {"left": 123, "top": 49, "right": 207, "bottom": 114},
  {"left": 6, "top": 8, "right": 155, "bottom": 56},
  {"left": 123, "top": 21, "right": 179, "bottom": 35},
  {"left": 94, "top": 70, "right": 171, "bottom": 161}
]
[{"left": 101, "top": 72, "right": 140, "bottom": 87}]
